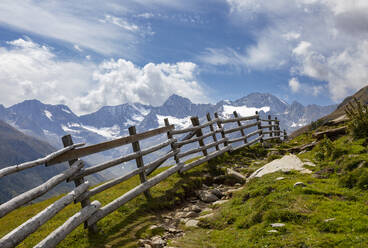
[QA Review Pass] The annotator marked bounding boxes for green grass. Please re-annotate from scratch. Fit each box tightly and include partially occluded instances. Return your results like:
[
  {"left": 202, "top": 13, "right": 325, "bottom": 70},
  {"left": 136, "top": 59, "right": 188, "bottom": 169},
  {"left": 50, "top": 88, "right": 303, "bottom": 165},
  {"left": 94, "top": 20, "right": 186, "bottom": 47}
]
[
  {"left": 173, "top": 135, "right": 368, "bottom": 248},
  {"left": 0, "top": 157, "right": 215, "bottom": 248}
]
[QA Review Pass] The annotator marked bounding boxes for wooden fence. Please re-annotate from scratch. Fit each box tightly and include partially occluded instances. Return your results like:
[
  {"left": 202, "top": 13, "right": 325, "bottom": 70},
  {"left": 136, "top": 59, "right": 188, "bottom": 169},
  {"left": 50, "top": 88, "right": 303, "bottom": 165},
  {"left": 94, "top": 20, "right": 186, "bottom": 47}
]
[{"left": 0, "top": 111, "right": 287, "bottom": 248}]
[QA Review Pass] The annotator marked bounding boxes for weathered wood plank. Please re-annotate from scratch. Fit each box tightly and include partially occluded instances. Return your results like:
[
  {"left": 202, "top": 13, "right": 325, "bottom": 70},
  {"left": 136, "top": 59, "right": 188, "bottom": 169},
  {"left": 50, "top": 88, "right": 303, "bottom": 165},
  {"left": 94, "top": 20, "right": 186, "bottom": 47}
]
[
  {"left": 87, "top": 163, "right": 184, "bottom": 226},
  {"left": 177, "top": 138, "right": 227, "bottom": 159},
  {"left": 223, "top": 121, "right": 259, "bottom": 135},
  {"left": 0, "top": 143, "right": 84, "bottom": 179},
  {"left": 230, "top": 135, "right": 263, "bottom": 152},
  {"left": 191, "top": 116, "right": 208, "bottom": 156},
  {"left": 261, "top": 124, "right": 278, "bottom": 129},
  {"left": 214, "top": 112, "right": 228, "bottom": 147},
  {"left": 0, "top": 182, "right": 90, "bottom": 248},
  {"left": 233, "top": 111, "right": 247, "bottom": 144},
  {"left": 129, "top": 126, "right": 151, "bottom": 200},
  {"left": 180, "top": 146, "right": 232, "bottom": 173},
  {"left": 34, "top": 200, "right": 101, "bottom": 248},
  {"left": 0, "top": 160, "right": 83, "bottom": 218},
  {"left": 46, "top": 125, "right": 174, "bottom": 165},
  {"left": 206, "top": 113, "right": 219, "bottom": 151},
  {"left": 175, "top": 129, "right": 222, "bottom": 147},
  {"left": 220, "top": 114, "right": 258, "bottom": 124},
  {"left": 70, "top": 138, "right": 176, "bottom": 180},
  {"left": 81, "top": 150, "right": 180, "bottom": 200},
  {"left": 228, "top": 129, "right": 263, "bottom": 144}
]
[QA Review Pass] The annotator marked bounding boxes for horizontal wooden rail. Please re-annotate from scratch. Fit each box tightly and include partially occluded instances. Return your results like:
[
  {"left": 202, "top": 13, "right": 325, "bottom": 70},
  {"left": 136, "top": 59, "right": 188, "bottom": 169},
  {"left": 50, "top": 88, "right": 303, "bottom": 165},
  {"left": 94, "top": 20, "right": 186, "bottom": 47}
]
[
  {"left": 0, "top": 160, "right": 84, "bottom": 218},
  {"left": 230, "top": 135, "right": 264, "bottom": 152},
  {"left": 175, "top": 129, "right": 223, "bottom": 147},
  {"left": 46, "top": 125, "right": 174, "bottom": 166},
  {"left": 87, "top": 163, "right": 184, "bottom": 227},
  {"left": 177, "top": 138, "right": 227, "bottom": 159},
  {"left": 78, "top": 150, "right": 180, "bottom": 201},
  {"left": 259, "top": 119, "right": 278, "bottom": 122},
  {"left": 180, "top": 146, "right": 232, "bottom": 173},
  {"left": 220, "top": 114, "right": 258, "bottom": 124},
  {"left": 223, "top": 121, "right": 259, "bottom": 135},
  {"left": 69, "top": 138, "right": 176, "bottom": 181},
  {"left": 34, "top": 200, "right": 101, "bottom": 248},
  {"left": 0, "top": 182, "right": 90, "bottom": 248},
  {"left": 261, "top": 124, "right": 278, "bottom": 129},
  {"left": 262, "top": 130, "right": 278, "bottom": 135},
  {"left": 228, "top": 129, "right": 263, "bottom": 144},
  {"left": 170, "top": 119, "right": 219, "bottom": 135},
  {"left": 263, "top": 135, "right": 282, "bottom": 141},
  {"left": 0, "top": 143, "right": 84, "bottom": 179}
]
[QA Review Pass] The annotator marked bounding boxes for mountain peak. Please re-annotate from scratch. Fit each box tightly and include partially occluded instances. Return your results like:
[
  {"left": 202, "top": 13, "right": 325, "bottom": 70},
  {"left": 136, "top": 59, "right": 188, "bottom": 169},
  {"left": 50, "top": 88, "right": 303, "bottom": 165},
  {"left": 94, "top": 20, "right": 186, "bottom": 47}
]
[{"left": 163, "top": 94, "right": 192, "bottom": 106}]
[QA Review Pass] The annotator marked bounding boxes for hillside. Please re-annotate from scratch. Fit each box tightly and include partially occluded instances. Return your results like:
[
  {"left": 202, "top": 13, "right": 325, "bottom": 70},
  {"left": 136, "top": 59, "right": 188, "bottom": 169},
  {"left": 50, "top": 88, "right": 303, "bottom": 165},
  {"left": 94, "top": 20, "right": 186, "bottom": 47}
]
[{"left": 0, "top": 120, "right": 71, "bottom": 202}]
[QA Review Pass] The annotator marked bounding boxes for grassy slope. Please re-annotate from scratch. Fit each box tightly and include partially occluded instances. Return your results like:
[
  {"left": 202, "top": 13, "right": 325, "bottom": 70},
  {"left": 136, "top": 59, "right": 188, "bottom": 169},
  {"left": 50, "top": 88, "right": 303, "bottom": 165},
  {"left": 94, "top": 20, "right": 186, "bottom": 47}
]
[
  {"left": 173, "top": 133, "right": 368, "bottom": 247},
  {"left": 0, "top": 156, "right": 219, "bottom": 248}
]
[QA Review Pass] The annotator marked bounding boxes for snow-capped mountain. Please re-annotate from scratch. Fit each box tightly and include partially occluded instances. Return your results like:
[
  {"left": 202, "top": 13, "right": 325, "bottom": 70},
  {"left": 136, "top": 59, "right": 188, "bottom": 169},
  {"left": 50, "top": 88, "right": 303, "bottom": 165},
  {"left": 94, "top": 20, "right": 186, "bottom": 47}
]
[{"left": 0, "top": 93, "right": 336, "bottom": 148}]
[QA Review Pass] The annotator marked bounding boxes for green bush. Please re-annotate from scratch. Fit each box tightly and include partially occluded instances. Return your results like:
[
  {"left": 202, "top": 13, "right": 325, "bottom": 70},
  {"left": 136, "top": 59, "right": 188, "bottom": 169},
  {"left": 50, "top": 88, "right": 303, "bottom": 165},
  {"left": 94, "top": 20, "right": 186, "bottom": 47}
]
[{"left": 345, "top": 97, "right": 368, "bottom": 139}]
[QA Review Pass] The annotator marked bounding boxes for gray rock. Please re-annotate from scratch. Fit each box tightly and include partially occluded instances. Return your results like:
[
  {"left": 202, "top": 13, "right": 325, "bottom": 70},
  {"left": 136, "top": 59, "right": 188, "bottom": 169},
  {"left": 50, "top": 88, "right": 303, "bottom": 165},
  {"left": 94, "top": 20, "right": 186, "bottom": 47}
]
[
  {"left": 197, "top": 190, "right": 219, "bottom": 203},
  {"left": 190, "top": 205, "right": 202, "bottom": 213},
  {"left": 185, "top": 219, "right": 199, "bottom": 227},
  {"left": 212, "top": 200, "right": 229, "bottom": 206},
  {"left": 270, "top": 223, "right": 285, "bottom": 228},
  {"left": 184, "top": 211, "right": 198, "bottom": 218},
  {"left": 151, "top": 236, "right": 166, "bottom": 248},
  {"left": 197, "top": 213, "right": 214, "bottom": 220},
  {"left": 276, "top": 177, "right": 285, "bottom": 181},
  {"left": 210, "top": 188, "right": 223, "bottom": 198},
  {"left": 324, "top": 218, "right": 336, "bottom": 222},
  {"left": 267, "top": 229, "right": 279, "bottom": 233},
  {"left": 293, "top": 182, "right": 306, "bottom": 188}
]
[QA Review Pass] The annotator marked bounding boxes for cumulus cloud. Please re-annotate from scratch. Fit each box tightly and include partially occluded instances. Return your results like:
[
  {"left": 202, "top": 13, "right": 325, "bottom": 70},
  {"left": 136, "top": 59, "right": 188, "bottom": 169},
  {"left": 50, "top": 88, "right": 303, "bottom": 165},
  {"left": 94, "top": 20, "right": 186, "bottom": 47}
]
[
  {"left": 288, "top": 77, "right": 323, "bottom": 96},
  {"left": 0, "top": 38, "right": 208, "bottom": 114},
  {"left": 77, "top": 59, "right": 207, "bottom": 113},
  {"left": 289, "top": 78, "right": 301, "bottom": 93},
  {"left": 206, "top": 0, "right": 368, "bottom": 102}
]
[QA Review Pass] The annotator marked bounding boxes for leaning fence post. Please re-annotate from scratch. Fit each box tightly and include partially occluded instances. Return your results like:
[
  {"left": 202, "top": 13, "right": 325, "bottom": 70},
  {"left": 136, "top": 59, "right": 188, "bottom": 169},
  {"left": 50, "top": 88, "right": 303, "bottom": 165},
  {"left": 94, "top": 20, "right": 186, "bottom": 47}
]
[
  {"left": 233, "top": 111, "right": 247, "bottom": 144},
  {"left": 62, "top": 135, "right": 98, "bottom": 233},
  {"left": 214, "top": 112, "right": 228, "bottom": 147},
  {"left": 255, "top": 111, "right": 263, "bottom": 145},
  {"left": 191, "top": 116, "right": 208, "bottom": 156},
  {"left": 128, "top": 126, "right": 152, "bottom": 200},
  {"left": 164, "top": 118, "right": 182, "bottom": 173},
  {"left": 206, "top": 113, "right": 219, "bottom": 151},
  {"left": 284, "top": 129, "right": 288, "bottom": 140},
  {"left": 268, "top": 115, "right": 273, "bottom": 138}
]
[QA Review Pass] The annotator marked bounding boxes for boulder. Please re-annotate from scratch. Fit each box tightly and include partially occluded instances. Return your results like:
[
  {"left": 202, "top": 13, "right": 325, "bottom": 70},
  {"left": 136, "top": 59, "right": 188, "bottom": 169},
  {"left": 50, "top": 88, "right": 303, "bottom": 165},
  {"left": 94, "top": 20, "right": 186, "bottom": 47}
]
[
  {"left": 185, "top": 219, "right": 199, "bottom": 227},
  {"left": 197, "top": 190, "right": 219, "bottom": 203}
]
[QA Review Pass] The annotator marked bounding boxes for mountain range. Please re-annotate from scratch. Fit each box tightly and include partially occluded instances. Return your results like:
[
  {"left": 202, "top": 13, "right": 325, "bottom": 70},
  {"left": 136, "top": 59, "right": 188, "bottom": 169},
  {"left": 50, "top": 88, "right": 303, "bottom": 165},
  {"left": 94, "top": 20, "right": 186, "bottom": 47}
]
[{"left": 0, "top": 93, "right": 336, "bottom": 149}]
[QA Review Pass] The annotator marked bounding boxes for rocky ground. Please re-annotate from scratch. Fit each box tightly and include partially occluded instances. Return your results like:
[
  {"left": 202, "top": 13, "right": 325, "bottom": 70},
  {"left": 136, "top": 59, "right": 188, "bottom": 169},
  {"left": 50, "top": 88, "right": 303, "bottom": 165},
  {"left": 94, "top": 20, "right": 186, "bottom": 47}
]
[{"left": 137, "top": 151, "right": 315, "bottom": 248}]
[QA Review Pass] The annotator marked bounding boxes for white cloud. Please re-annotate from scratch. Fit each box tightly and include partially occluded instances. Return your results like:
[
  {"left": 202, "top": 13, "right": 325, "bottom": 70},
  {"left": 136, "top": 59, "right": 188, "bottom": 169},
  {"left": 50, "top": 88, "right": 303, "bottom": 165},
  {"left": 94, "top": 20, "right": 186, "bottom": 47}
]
[
  {"left": 0, "top": 38, "right": 208, "bottom": 115},
  {"left": 77, "top": 59, "right": 207, "bottom": 113},
  {"left": 74, "top": 45, "right": 83, "bottom": 52},
  {"left": 219, "top": 0, "right": 368, "bottom": 102},
  {"left": 289, "top": 78, "right": 301, "bottom": 93}
]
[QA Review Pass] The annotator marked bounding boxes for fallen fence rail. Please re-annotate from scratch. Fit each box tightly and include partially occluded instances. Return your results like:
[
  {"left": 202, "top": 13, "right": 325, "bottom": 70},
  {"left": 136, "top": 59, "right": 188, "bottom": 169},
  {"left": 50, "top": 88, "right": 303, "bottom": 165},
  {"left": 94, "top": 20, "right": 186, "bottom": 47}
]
[{"left": 0, "top": 110, "right": 287, "bottom": 248}]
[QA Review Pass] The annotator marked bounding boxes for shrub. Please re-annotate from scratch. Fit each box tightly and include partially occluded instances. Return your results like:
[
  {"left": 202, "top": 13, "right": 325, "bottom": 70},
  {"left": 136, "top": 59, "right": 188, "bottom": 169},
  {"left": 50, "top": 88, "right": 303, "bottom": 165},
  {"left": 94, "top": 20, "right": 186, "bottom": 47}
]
[{"left": 345, "top": 97, "right": 368, "bottom": 139}]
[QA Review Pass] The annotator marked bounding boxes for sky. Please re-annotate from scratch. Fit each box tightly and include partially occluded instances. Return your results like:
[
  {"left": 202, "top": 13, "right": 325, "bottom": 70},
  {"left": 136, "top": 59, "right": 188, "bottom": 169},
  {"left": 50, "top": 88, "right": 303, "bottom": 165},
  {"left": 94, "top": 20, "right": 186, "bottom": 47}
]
[{"left": 0, "top": 0, "right": 368, "bottom": 115}]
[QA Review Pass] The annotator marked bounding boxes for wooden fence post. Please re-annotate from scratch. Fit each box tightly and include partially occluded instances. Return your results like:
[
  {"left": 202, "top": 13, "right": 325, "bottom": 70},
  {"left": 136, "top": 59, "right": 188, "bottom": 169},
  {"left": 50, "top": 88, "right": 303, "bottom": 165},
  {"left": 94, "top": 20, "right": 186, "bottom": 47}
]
[
  {"left": 255, "top": 111, "right": 263, "bottom": 145},
  {"left": 190, "top": 116, "right": 208, "bottom": 156},
  {"left": 206, "top": 113, "right": 219, "bottom": 151},
  {"left": 284, "top": 129, "right": 288, "bottom": 140},
  {"left": 164, "top": 118, "right": 182, "bottom": 174},
  {"left": 233, "top": 111, "right": 247, "bottom": 144},
  {"left": 62, "top": 135, "right": 98, "bottom": 233},
  {"left": 268, "top": 115, "right": 273, "bottom": 138},
  {"left": 274, "top": 117, "right": 280, "bottom": 142},
  {"left": 128, "top": 126, "right": 152, "bottom": 200},
  {"left": 214, "top": 112, "right": 228, "bottom": 147}
]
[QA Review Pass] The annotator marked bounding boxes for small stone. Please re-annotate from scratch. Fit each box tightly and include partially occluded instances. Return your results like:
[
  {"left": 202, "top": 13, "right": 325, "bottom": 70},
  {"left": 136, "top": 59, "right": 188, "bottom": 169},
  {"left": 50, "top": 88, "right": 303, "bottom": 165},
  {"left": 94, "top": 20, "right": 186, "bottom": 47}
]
[
  {"left": 168, "top": 227, "right": 182, "bottom": 234},
  {"left": 270, "top": 223, "right": 285, "bottom": 228},
  {"left": 174, "top": 211, "right": 187, "bottom": 218},
  {"left": 184, "top": 211, "right": 198, "bottom": 218},
  {"left": 276, "top": 177, "right": 285, "bottom": 181},
  {"left": 293, "top": 182, "right": 306, "bottom": 188},
  {"left": 267, "top": 229, "right": 279, "bottom": 233},
  {"left": 235, "top": 183, "right": 241, "bottom": 187},
  {"left": 144, "top": 244, "right": 152, "bottom": 248},
  {"left": 197, "top": 213, "right": 214, "bottom": 220},
  {"left": 151, "top": 236, "right": 166, "bottom": 248},
  {"left": 212, "top": 200, "right": 229, "bottom": 206},
  {"left": 190, "top": 205, "right": 202, "bottom": 213},
  {"left": 324, "top": 218, "right": 336, "bottom": 222},
  {"left": 149, "top": 225, "right": 159, "bottom": 230},
  {"left": 197, "top": 190, "right": 219, "bottom": 203},
  {"left": 138, "top": 239, "right": 151, "bottom": 247},
  {"left": 185, "top": 219, "right": 199, "bottom": 227},
  {"left": 210, "top": 188, "right": 223, "bottom": 198},
  {"left": 303, "top": 161, "right": 316, "bottom": 167}
]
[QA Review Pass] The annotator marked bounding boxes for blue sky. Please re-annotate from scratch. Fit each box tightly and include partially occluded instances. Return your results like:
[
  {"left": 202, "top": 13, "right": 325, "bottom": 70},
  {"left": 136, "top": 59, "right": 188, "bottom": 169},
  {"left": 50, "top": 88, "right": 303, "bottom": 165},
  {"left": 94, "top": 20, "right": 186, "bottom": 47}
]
[{"left": 0, "top": 0, "right": 367, "bottom": 114}]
